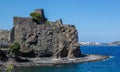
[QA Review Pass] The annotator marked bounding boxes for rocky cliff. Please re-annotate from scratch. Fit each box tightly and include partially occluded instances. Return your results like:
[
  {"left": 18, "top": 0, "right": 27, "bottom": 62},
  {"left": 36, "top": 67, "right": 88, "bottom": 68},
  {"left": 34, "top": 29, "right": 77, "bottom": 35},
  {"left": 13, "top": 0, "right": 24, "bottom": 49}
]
[
  {"left": 13, "top": 17, "right": 81, "bottom": 58},
  {"left": 0, "top": 30, "right": 9, "bottom": 48},
  {"left": 0, "top": 30, "right": 9, "bottom": 42},
  {"left": 0, "top": 9, "right": 110, "bottom": 68},
  {"left": 12, "top": 9, "right": 81, "bottom": 58},
  {"left": 0, "top": 9, "right": 81, "bottom": 58}
]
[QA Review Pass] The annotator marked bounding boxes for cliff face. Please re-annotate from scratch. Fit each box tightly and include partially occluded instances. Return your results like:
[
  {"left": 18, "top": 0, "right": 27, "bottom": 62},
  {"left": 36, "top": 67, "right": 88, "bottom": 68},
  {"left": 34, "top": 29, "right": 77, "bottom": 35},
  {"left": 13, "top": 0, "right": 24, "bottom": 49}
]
[
  {"left": 13, "top": 17, "right": 81, "bottom": 58},
  {"left": 0, "top": 30, "right": 9, "bottom": 41}
]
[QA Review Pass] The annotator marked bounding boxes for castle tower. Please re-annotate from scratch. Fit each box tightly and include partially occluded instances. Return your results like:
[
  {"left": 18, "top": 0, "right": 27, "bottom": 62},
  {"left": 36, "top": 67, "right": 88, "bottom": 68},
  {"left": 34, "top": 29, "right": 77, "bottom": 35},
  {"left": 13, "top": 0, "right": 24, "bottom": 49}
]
[
  {"left": 35, "top": 9, "right": 45, "bottom": 18},
  {"left": 35, "top": 9, "right": 47, "bottom": 23}
]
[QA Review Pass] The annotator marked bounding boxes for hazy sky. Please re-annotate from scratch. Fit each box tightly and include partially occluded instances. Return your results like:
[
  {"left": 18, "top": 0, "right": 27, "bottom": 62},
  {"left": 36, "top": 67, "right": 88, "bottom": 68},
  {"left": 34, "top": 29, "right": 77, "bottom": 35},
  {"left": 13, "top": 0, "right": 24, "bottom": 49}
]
[{"left": 0, "top": 0, "right": 120, "bottom": 42}]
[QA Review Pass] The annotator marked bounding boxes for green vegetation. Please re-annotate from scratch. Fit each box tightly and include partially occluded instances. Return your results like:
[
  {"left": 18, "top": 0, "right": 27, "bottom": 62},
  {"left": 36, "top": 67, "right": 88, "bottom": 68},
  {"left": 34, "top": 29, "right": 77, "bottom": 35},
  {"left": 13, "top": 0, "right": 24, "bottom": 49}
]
[
  {"left": 30, "top": 12, "right": 43, "bottom": 21},
  {"left": 0, "top": 38, "right": 4, "bottom": 41},
  {"left": 30, "top": 12, "right": 47, "bottom": 24},
  {"left": 6, "top": 64, "right": 14, "bottom": 72},
  {"left": 0, "top": 38, "right": 4, "bottom": 42},
  {"left": 9, "top": 42, "right": 20, "bottom": 55},
  {"left": 45, "top": 21, "right": 51, "bottom": 25},
  {"left": 0, "top": 37, "right": 8, "bottom": 42}
]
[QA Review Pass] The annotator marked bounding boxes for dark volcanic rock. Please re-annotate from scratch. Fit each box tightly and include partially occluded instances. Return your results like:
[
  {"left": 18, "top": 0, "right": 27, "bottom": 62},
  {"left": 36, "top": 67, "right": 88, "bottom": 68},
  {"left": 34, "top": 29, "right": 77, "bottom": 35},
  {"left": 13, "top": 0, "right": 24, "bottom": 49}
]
[
  {"left": 13, "top": 17, "right": 81, "bottom": 58},
  {"left": 0, "top": 42, "right": 9, "bottom": 48},
  {"left": 0, "top": 9, "right": 81, "bottom": 59},
  {"left": 0, "top": 50, "right": 8, "bottom": 61}
]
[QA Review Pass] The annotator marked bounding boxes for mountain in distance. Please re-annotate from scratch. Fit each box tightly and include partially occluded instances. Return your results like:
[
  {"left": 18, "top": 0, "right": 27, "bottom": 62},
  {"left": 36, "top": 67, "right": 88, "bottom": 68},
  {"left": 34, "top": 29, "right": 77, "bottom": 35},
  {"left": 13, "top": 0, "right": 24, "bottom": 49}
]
[{"left": 108, "top": 41, "right": 120, "bottom": 46}]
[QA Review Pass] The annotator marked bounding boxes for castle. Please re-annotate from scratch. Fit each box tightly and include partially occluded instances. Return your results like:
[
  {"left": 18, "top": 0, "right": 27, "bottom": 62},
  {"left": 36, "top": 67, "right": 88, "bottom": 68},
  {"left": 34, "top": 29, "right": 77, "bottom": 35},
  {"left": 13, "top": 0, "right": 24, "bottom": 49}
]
[
  {"left": 0, "top": 9, "right": 81, "bottom": 58},
  {"left": 0, "top": 9, "right": 109, "bottom": 68}
]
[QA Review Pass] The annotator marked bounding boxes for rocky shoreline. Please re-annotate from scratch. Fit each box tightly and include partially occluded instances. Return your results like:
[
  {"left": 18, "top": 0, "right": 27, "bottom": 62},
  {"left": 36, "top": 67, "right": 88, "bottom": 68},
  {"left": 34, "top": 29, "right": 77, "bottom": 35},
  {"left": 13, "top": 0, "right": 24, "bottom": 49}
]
[{"left": 0, "top": 54, "right": 109, "bottom": 69}]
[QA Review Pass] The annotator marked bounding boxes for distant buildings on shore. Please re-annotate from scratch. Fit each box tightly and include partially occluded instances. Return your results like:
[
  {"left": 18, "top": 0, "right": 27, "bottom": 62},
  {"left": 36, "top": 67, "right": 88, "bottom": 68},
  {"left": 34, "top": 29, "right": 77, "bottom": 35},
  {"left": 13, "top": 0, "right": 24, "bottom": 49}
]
[
  {"left": 79, "top": 41, "right": 120, "bottom": 46},
  {"left": 79, "top": 42, "right": 101, "bottom": 46}
]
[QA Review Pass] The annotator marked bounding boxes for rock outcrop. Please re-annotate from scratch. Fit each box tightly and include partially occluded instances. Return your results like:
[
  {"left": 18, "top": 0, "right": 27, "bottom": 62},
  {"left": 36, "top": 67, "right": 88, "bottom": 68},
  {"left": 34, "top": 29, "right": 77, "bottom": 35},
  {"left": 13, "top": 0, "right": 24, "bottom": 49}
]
[
  {"left": 13, "top": 9, "right": 81, "bottom": 58},
  {"left": 0, "top": 9, "right": 81, "bottom": 58},
  {"left": 0, "top": 50, "right": 8, "bottom": 61},
  {"left": 0, "top": 30, "right": 9, "bottom": 42},
  {"left": 0, "top": 42, "right": 9, "bottom": 48},
  {"left": 0, "top": 9, "right": 110, "bottom": 69}
]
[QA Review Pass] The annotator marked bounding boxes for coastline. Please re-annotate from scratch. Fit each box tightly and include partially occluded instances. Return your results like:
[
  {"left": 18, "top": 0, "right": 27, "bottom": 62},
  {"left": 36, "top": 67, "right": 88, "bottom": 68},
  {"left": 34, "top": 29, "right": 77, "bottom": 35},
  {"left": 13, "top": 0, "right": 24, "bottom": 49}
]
[{"left": 0, "top": 54, "right": 109, "bottom": 68}]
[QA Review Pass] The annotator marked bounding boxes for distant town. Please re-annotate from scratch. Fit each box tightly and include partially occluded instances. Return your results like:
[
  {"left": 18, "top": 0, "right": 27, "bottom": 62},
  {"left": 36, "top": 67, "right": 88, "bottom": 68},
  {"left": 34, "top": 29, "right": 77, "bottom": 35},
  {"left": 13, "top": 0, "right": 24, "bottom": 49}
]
[{"left": 79, "top": 41, "right": 120, "bottom": 46}]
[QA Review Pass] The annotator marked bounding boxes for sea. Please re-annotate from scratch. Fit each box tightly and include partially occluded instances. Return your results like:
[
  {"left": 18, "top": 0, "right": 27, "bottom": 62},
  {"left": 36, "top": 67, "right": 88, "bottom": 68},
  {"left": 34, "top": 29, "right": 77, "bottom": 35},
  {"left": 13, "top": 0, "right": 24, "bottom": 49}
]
[{"left": 17, "top": 46, "right": 120, "bottom": 72}]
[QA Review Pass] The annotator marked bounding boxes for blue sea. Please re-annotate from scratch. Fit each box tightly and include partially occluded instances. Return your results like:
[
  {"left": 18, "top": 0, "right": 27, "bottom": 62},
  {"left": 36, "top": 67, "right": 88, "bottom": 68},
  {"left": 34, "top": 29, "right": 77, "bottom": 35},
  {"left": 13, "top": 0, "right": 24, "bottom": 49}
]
[{"left": 19, "top": 46, "right": 120, "bottom": 72}]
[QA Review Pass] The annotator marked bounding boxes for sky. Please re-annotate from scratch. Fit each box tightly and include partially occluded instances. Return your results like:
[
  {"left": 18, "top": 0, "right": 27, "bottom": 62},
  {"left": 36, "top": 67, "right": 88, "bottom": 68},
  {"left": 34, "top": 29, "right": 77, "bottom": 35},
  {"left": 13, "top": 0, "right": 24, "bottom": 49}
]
[{"left": 0, "top": 0, "right": 120, "bottom": 43}]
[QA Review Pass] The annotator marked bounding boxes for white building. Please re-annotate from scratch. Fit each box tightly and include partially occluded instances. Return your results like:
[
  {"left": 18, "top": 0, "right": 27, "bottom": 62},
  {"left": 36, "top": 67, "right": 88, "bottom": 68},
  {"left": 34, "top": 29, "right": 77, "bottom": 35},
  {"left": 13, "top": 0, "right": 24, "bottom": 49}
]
[{"left": 79, "top": 42, "right": 101, "bottom": 46}]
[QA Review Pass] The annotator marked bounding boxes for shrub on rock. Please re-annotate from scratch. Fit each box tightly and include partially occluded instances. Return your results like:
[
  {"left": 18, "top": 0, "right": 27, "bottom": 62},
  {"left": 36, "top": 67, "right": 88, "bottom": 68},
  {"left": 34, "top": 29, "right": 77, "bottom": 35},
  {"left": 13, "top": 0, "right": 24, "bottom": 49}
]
[
  {"left": 9, "top": 42, "right": 20, "bottom": 55},
  {"left": 30, "top": 12, "right": 47, "bottom": 24}
]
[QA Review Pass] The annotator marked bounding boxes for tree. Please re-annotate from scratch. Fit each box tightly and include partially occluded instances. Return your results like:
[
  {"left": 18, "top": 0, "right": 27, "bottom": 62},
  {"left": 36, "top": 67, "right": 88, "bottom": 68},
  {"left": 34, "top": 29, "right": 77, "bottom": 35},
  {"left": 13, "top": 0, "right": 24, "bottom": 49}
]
[
  {"left": 30, "top": 12, "right": 47, "bottom": 24},
  {"left": 45, "top": 21, "right": 51, "bottom": 25},
  {"left": 9, "top": 42, "right": 20, "bottom": 55}
]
